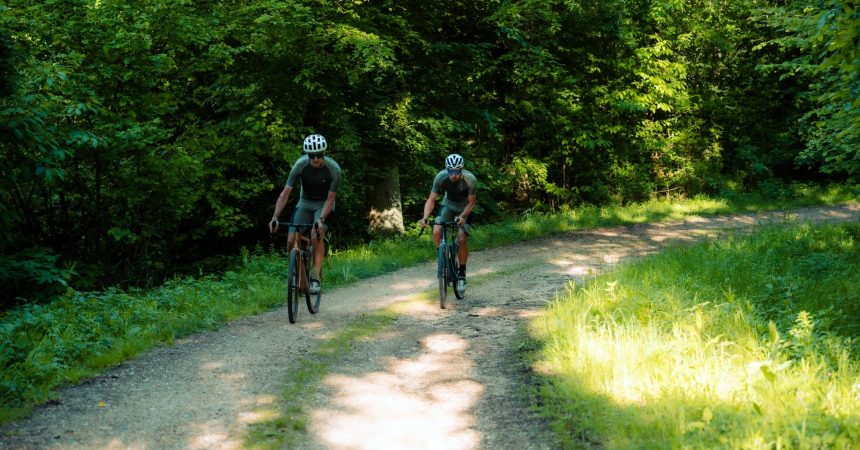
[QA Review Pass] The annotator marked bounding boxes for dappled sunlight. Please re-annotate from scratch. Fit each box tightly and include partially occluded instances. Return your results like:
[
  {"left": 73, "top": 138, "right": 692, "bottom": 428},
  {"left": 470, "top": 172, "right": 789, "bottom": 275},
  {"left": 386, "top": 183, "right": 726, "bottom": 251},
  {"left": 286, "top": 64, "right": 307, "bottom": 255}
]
[
  {"left": 370, "top": 292, "right": 437, "bottom": 310},
  {"left": 299, "top": 320, "right": 326, "bottom": 330},
  {"left": 548, "top": 253, "right": 598, "bottom": 277},
  {"left": 424, "top": 333, "right": 470, "bottom": 353},
  {"left": 187, "top": 361, "right": 286, "bottom": 449},
  {"left": 201, "top": 361, "right": 224, "bottom": 371},
  {"left": 471, "top": 267, "right": 495, "bottom": 277},
  {"left": 591, "top": 229, "right": 622, "bottom": 238},
  {"left": 391, "top": 276, "right": 436, "bottom": 291},
  {"left": 470, "top": 306, "right": 507, "bottom": 317},
  {"left": 388, "top": 297, "right": 440, "bottom": 316},
  {"left": 574, "top": 328, "right": 748, "bottom": 406},
  {"left": 562, "top": 265, "right": 596, "bottom": 276},
  {"left": 602, "top": 252, "right": 623, "bottom": 264},
  {"left": 309, "top": 333, "right": 483, "bottom": 450},
  {"left": 187, "top": 421, "right": 240, "bottom": 450},
  {"left": 238, "top": 407, "right": 280, "bottom": 425},
  {"left": 684, "top": 215, "right": 709, "bottom": 223},
  {"left": 77, "top": 439, "right": 146, "bottom": 450},
  {"left": 518, "top": 309, "right": 544, "bottom": 319}
]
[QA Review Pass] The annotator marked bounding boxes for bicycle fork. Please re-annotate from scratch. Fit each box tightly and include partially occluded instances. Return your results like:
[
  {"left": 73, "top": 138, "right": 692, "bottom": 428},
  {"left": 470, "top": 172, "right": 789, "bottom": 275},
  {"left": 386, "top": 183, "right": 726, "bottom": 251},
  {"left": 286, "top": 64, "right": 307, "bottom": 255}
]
[{"left": 437, "top": 234, "right": 447, "bottom": 279}]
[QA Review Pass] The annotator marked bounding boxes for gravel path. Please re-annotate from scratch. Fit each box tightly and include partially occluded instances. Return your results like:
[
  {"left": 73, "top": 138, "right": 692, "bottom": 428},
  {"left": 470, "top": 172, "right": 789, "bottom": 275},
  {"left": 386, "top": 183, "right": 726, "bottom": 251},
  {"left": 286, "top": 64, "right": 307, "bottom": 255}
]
[{"left": 1, "top": 203, "right": 858, "bottom": 450}]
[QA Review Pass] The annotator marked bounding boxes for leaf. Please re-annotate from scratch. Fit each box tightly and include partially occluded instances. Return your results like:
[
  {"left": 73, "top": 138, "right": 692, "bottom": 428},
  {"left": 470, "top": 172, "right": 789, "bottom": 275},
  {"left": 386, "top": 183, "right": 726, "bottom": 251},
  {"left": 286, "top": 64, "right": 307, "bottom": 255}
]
[
  {"left": 760, "top": 364, "right": 776, "bottom": 383},
  {"left": 701, "top": 407, "right": 713, "bottom": 424}
]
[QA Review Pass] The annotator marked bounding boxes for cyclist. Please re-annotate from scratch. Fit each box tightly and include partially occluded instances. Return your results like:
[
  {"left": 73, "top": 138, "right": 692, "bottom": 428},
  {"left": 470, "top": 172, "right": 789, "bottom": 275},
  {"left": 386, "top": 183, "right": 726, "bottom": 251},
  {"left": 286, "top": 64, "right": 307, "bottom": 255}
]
[
  {"left": 420, "top": 153, "right": 478, "bottom": 293},
  {"left": 269, "top": 134, "right": 341, "bottom": 294}
]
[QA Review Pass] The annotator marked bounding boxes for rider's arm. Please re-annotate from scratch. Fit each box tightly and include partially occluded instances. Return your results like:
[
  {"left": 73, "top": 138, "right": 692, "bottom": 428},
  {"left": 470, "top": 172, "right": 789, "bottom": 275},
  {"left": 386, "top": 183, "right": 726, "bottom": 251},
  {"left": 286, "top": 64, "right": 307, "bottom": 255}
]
[
  {"left": 270, "top": 185, "right": 294, "bottom": 233},
  {"left": 271, "top": 160, "right": 305, "bottom": 229},
  {"left": 421, "top": 191, "right": 439, "bottom": 226},
  {"left": 273, "top": 185, "right": 294, "bottom": 221},
  {"left": 319, "top": 191, "right": 336, "bottom": 225},
  {"left": 458, "top": 194, "right": 476, "bottom": 221}
]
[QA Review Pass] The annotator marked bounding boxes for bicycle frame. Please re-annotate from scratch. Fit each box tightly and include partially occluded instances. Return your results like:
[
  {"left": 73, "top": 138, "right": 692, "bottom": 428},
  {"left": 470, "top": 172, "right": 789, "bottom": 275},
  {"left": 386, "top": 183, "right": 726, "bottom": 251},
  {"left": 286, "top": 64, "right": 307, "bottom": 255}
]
[
  {"left": 421, "top": 220, "right": 468, "bottom": 309},
  {"left": 276, "top": 221, "right": 321, "bottom": 322}
]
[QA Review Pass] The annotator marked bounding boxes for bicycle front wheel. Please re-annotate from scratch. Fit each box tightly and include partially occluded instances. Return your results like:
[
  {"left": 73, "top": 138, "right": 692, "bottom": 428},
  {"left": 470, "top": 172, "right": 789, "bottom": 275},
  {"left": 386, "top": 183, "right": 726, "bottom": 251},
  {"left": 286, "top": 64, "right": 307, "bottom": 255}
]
[
  {"left": 451, "top": 244, "right": 465, "bottom": 300},
  {"left": 306, "top": 244, "right": 321, "bottom": 314},
  {"left": 438, "top": 244, "right": 448, "bottom": 309},
  {"left": 287, "top": 248, "right": 300, "bottom": 323}
]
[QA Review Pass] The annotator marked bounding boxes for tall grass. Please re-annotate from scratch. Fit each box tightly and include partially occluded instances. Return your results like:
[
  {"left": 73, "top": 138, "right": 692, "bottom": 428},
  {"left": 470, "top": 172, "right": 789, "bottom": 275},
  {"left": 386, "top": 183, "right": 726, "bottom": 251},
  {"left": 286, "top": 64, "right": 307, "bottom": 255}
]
[{"left": 528, "top": 222, "right": 860, "bottom": 449}]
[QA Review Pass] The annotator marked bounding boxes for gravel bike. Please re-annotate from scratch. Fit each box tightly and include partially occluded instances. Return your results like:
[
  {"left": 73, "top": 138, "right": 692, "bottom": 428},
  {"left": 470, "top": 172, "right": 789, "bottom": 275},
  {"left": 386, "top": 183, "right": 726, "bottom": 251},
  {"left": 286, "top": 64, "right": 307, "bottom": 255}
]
[
  {"left": 420, "top": 220, "right": 467, "bottom": 309},
  {"left": 276, "top": 221, "right": 323, "bottom": 323}
]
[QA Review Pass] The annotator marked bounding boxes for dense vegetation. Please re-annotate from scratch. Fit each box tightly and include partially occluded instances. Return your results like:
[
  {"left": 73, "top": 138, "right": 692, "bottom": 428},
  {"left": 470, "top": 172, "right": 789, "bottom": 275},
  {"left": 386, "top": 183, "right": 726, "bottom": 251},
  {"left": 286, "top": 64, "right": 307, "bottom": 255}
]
[
  {"left": 528, "top": 220, "right": 860, "bottom": 448},
  {"left": 1, "top": 0, "right": 857, "bottom": 307}
]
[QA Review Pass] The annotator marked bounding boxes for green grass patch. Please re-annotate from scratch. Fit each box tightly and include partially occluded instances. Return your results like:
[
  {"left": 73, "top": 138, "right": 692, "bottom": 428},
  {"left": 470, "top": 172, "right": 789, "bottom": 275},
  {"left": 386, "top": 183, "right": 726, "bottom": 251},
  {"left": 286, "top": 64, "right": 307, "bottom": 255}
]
[
  {"left": 527, "top": 222, "right": 860, "bottom": 449},
  {"left": 0, "top": 185, "right": 857, "bottom": 424}
]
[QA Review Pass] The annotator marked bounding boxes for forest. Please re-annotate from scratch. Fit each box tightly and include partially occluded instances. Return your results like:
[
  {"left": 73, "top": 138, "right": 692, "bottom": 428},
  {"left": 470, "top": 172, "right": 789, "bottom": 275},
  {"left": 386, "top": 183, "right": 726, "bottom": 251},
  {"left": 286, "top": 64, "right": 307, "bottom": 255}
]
[{"left": 1, "top": 0, "right": 858, "bottom": 308}]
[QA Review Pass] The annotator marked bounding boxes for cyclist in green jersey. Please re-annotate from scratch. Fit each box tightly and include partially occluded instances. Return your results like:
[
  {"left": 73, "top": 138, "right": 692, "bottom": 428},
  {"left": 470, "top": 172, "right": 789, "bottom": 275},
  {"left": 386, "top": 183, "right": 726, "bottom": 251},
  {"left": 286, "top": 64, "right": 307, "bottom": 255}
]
[
  {"left": 270, "top": 134, "right": 342, "bottom": 294},
  {"left": 420, "top": 153, "right": 478, "bottom": 293}
]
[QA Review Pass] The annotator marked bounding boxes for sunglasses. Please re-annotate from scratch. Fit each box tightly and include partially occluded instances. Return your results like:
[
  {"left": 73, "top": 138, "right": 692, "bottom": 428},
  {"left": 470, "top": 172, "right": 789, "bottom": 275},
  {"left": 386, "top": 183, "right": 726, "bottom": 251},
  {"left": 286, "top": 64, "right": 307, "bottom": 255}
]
[
  {"left": 447, "top": 169, "right": 462, "bottom": 175},
  {"left": 308, "top": 153, "right": 325, "bottom": 160}
]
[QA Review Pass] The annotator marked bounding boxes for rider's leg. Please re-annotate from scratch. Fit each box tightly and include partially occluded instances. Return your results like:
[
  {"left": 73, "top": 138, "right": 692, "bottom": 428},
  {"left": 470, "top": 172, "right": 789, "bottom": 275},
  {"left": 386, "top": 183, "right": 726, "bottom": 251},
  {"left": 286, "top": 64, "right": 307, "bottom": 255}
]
[
  {"left": 312, "top": 226, "right": 325, "bottom": 280},
  {"left": 457, "top": 231, "right": 468, "bottom": 268},
  {"left": 434, "top": 206, "right": 455, "bottom": 248},
  {"left": 457, "top": 213, "right": 472, "bottom": 273},
  {"left": 456, "top": 230, "right": 468, "bottom": 292}
]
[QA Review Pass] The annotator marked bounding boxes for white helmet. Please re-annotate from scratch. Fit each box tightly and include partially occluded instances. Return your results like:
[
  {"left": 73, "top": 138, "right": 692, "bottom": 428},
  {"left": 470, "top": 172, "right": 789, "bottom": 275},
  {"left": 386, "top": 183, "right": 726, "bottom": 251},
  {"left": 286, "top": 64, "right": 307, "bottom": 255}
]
[
  {"left": 445, "top": 153, "right": 464, "bottom": 169},
  {"left": 303, "top": 134, "right": 327, "bottom": 153}
]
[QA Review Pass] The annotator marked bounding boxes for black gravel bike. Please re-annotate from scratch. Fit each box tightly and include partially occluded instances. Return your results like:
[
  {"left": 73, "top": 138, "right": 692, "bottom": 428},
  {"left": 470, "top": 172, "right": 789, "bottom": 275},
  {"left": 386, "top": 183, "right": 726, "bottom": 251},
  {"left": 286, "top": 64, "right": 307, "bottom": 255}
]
[
  {"left": 275, "top": 221, "right": 323, "bottom": 323},
  {"left": 421, "top": 220, "right": 467, "bottom": 309}
]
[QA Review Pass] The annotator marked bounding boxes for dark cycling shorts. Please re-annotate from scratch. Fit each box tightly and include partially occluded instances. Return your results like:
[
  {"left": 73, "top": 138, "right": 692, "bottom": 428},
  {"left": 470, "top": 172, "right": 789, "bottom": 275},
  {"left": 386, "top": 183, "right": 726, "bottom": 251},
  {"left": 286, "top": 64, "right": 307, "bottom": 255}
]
[
  {"left": 288, "top": 203, "right": 333, "bottom": 233},
  {"left": 434, "top": 205, "right": 473, "bottom": 233}
]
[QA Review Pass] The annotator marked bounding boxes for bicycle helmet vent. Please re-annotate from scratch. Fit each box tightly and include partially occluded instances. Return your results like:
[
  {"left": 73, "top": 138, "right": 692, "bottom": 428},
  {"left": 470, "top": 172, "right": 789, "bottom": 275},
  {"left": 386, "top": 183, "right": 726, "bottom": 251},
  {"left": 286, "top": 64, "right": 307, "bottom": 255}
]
[
  {"left": 303, "top": 134, "right": 327, "bottom": 153},
  {"left": 445, "top": 153, "right": 464, "bottom": 169}
]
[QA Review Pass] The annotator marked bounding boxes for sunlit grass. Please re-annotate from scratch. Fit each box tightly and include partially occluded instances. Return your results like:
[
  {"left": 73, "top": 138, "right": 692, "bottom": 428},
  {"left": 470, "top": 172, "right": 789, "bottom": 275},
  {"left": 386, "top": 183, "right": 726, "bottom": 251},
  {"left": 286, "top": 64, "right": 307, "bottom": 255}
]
[{"left": 528, "top": 222, "right": 860, "bottom": 449}]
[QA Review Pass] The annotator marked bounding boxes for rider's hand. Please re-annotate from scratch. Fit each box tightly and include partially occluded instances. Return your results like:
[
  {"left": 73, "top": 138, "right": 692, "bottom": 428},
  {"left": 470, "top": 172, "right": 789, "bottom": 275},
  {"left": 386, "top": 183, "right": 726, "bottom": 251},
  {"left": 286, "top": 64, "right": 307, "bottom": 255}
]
[
  {"left": 269, "top": 218, "right": 279, "bottom": 233},
  {"left": 315, "top": 217, "right": 326, "bottom": 232},
  {"left": 420, "top": 218, "right": 429, "bottom": 228},
  {"left": 454, "top": 216, "right": 462, "bottom": 225}
]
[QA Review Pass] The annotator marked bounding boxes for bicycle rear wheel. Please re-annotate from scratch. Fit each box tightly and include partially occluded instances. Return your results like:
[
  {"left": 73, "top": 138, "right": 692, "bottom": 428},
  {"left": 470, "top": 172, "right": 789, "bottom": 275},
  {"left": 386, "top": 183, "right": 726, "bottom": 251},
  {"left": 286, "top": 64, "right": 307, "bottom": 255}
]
[
  {"left": 451, "top": 244, "right": 465, "bottom": 300},
  {"left": 287, "top": 248, "right": 300, "bottom": 323},
  {"left": 438, "top": 244, "right": 448, "bottom": 309},
  {"left": 306, "top": 244, "right": 321, "bottom": 314}
]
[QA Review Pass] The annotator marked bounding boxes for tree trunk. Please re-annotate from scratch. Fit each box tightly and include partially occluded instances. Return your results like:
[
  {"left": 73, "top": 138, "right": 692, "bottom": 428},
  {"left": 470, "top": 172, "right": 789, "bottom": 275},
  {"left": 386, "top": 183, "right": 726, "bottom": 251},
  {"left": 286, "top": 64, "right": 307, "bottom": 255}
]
[{"left": 366, "top": 165, "right": 405, "bottom": 235}]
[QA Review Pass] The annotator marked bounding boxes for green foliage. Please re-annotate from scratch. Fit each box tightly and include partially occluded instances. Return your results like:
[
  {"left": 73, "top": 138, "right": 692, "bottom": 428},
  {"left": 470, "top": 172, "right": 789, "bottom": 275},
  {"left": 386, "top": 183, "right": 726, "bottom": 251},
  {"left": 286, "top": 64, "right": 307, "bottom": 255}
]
[
  {"left": 1, "top": 0, "right": 856, "bottom": 308},
  {"left": 799, "top": 0, "right": 860, "bottom": 178},
  {"left": 755, "top": 0, "right": 859, "bottom": 179}
]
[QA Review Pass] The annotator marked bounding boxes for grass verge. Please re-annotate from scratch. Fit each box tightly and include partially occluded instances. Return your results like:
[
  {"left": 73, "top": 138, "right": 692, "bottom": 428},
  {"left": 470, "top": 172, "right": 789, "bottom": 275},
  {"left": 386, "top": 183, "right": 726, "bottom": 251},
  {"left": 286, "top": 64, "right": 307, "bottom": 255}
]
[{"left": 525, "top": 221, "right": 860, "bottom": 449}]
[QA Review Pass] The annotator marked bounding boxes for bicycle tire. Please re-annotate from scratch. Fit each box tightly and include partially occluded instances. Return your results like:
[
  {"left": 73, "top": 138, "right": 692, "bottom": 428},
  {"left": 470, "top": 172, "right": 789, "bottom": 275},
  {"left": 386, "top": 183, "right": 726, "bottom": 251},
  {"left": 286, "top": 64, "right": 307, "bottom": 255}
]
[
  {"left": 306, "top": 244, "right": 321, "bottom": 314},
  {"left": 438, "top": 244, "right": 448, "bottom": 309},
  {"left": 451, "top": 243, "right": 465, "bottom": 300},
  {"left": 287, "top": 248, "right": 300, "bottom": 323}
]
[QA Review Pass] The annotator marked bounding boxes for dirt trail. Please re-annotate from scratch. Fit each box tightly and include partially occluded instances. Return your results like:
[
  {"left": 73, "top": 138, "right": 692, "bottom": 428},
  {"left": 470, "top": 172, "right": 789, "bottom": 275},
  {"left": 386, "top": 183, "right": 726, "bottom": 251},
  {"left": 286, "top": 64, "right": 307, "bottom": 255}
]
[{"left": 2, "top": 204, "right": 858, "bottom": 450}]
